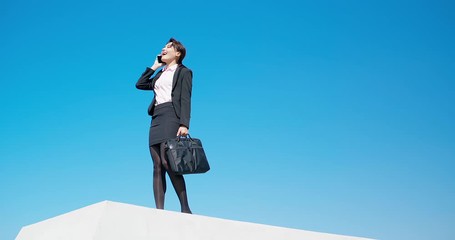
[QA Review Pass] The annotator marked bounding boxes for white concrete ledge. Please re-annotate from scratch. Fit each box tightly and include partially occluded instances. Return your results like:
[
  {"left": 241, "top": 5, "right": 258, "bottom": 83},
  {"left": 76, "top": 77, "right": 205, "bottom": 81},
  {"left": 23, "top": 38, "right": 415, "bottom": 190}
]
[{"left": 16, "top": 200, "right": 373, "bottom": 240}]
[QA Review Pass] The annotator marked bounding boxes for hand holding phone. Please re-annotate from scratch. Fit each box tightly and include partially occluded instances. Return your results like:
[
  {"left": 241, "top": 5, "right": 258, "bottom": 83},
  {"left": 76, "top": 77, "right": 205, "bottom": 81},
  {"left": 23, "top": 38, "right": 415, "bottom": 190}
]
[{"left": 151, "top": 55, "right": 165, "bottom": 70}]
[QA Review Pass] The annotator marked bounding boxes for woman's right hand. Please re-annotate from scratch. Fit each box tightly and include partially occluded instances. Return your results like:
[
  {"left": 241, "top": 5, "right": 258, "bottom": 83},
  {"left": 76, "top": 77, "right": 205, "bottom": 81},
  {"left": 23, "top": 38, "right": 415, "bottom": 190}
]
[{"left": 151, "top": 55, "right": 165, "bottom": 70}]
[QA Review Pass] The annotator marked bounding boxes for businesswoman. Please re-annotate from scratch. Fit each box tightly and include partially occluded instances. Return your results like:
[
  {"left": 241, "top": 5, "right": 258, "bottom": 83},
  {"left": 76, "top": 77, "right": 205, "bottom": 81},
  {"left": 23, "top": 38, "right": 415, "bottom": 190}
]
[{"left": 136, "top": 38, "right": 192, "bottom": 213}]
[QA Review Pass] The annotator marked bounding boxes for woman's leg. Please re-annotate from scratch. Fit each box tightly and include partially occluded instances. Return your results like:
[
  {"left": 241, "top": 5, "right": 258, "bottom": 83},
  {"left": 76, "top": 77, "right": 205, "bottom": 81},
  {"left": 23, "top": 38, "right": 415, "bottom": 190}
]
[
  {"left": 149, "top": 144, "right": 167, "bottom": 209},
  {"left": 160, "top": 142, "right": 192, "bottom": 214}
]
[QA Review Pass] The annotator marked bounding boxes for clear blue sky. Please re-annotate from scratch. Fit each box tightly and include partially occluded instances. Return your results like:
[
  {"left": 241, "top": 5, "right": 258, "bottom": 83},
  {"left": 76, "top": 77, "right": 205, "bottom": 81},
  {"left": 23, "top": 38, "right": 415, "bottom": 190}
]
[{"left": 1, "top": 0, "right": 454, "bottom": 239}]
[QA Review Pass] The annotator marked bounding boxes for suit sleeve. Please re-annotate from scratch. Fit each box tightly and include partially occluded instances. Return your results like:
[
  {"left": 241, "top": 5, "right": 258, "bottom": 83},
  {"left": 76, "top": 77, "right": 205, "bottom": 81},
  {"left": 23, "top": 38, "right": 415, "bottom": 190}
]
[
  {"left": 179, "top": 69, "right": 193, "bottom": 129},
  {"left": 135, "top": 67, "right": 156, "bottom": 90}
]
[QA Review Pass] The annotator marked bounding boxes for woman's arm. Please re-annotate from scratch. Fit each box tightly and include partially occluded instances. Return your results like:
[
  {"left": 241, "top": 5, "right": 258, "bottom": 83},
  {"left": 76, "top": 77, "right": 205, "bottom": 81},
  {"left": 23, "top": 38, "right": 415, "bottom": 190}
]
[
  {"left": 135, "top": 58, "right": 164, "bottom": 90},
  {"left": 135, "top": 68, "right": 156, "bottom": 90},
  {"left": 179, "top": 69, "right": 193, "bottom": 129}
]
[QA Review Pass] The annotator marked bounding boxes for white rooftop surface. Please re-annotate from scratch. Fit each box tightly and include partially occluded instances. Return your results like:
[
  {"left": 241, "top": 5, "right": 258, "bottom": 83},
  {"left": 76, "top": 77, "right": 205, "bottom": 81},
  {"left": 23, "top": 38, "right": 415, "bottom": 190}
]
[{"left": 16, "top": 200, "right": 373, "bottom": 240}]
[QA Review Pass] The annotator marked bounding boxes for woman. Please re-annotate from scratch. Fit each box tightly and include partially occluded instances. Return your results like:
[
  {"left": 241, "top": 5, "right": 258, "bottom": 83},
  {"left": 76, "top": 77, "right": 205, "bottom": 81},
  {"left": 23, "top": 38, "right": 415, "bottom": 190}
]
[{"left": 136, "top": 38, "right": 193, "bottom": 213}]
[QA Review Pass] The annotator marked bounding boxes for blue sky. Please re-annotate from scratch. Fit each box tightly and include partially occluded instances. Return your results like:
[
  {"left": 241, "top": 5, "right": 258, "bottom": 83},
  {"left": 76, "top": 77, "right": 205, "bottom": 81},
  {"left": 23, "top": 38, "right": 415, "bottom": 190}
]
[{"left": 1, "top": 0, "right": 454, "bottom": 239}]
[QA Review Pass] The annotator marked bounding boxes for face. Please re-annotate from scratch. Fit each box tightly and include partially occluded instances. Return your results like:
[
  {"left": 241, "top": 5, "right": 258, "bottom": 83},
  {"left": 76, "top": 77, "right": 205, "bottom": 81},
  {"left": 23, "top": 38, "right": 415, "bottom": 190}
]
[{"left": 160, "top": 42, "right": 181, "bottom": 64}]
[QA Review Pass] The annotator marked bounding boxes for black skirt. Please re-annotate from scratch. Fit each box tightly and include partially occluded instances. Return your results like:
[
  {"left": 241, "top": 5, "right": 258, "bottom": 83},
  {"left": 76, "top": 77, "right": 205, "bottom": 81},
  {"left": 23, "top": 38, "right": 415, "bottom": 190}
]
[{"left": 149, "top": 102, "right": 180, "bottom": 146}]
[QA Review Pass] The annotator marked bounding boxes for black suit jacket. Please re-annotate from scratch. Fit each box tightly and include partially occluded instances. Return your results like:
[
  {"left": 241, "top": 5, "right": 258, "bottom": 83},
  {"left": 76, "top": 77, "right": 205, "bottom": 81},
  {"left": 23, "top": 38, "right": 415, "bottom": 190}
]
[{"left": 136, "top": 65, "right": 193, "bottom": 129}]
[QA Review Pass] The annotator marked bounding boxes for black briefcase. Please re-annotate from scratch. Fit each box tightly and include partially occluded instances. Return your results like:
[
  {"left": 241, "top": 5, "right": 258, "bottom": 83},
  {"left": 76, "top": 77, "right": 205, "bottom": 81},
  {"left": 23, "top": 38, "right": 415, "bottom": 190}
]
[{"left": 164, "top": 135, "right": 210, "bottom": 175}]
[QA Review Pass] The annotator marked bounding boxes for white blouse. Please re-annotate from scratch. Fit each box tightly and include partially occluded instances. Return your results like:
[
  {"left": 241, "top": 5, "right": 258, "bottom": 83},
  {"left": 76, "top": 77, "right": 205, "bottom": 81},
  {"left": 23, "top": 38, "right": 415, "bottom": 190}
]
[{"left": 154, "top": 64, "right": 178, "bottom": 105}]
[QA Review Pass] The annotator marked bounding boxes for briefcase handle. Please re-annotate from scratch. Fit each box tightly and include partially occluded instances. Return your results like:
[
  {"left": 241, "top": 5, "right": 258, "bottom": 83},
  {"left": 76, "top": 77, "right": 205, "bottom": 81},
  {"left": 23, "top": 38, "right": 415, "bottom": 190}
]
[{"left": 176, "top": 134, "right": 194, "bottom": 142}]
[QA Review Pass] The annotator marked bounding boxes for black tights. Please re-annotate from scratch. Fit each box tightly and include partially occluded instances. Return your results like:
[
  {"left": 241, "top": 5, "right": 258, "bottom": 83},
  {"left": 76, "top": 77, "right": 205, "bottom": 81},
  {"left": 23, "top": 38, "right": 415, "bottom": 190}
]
[{"left": 149, "top": 143, "right": 192, "bottom": 213}]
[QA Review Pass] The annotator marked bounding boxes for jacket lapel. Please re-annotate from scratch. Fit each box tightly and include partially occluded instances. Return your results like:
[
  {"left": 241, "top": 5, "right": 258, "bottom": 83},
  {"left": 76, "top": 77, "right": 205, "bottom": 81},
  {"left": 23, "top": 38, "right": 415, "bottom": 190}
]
[
  {"left": 151, "top": 71, "right": 163, "bottom": 89},
  {"left": 172, "top": 65, "right": 184, "bottom": 91}
]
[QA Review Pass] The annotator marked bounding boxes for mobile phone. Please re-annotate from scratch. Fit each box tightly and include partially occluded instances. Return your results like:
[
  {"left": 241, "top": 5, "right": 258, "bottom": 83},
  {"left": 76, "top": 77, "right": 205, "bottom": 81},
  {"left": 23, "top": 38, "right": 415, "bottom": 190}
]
[{"left": 157, "top": 55, "right": 164, "bottom": 63}]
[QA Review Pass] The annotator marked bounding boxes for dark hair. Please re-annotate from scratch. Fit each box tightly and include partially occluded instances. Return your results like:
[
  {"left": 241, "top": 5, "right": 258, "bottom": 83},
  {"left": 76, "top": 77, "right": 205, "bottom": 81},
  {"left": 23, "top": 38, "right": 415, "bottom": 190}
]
[{"left": 168, "top": 38, "right": 186, "bottom": 64}]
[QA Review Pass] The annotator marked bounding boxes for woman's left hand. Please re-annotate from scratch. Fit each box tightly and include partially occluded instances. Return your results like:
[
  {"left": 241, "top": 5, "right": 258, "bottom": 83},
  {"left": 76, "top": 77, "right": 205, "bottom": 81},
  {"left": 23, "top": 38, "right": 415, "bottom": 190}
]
[{"left": 177, "top": 126, "right": 189, "bottom": 137}]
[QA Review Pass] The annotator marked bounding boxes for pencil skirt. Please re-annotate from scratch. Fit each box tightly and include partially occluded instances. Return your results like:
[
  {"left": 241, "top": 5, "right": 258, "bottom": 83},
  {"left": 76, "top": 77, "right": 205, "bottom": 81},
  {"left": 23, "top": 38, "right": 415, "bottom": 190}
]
[{"left": 149, "top": 102, "right": 180, "bottom": 146}]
